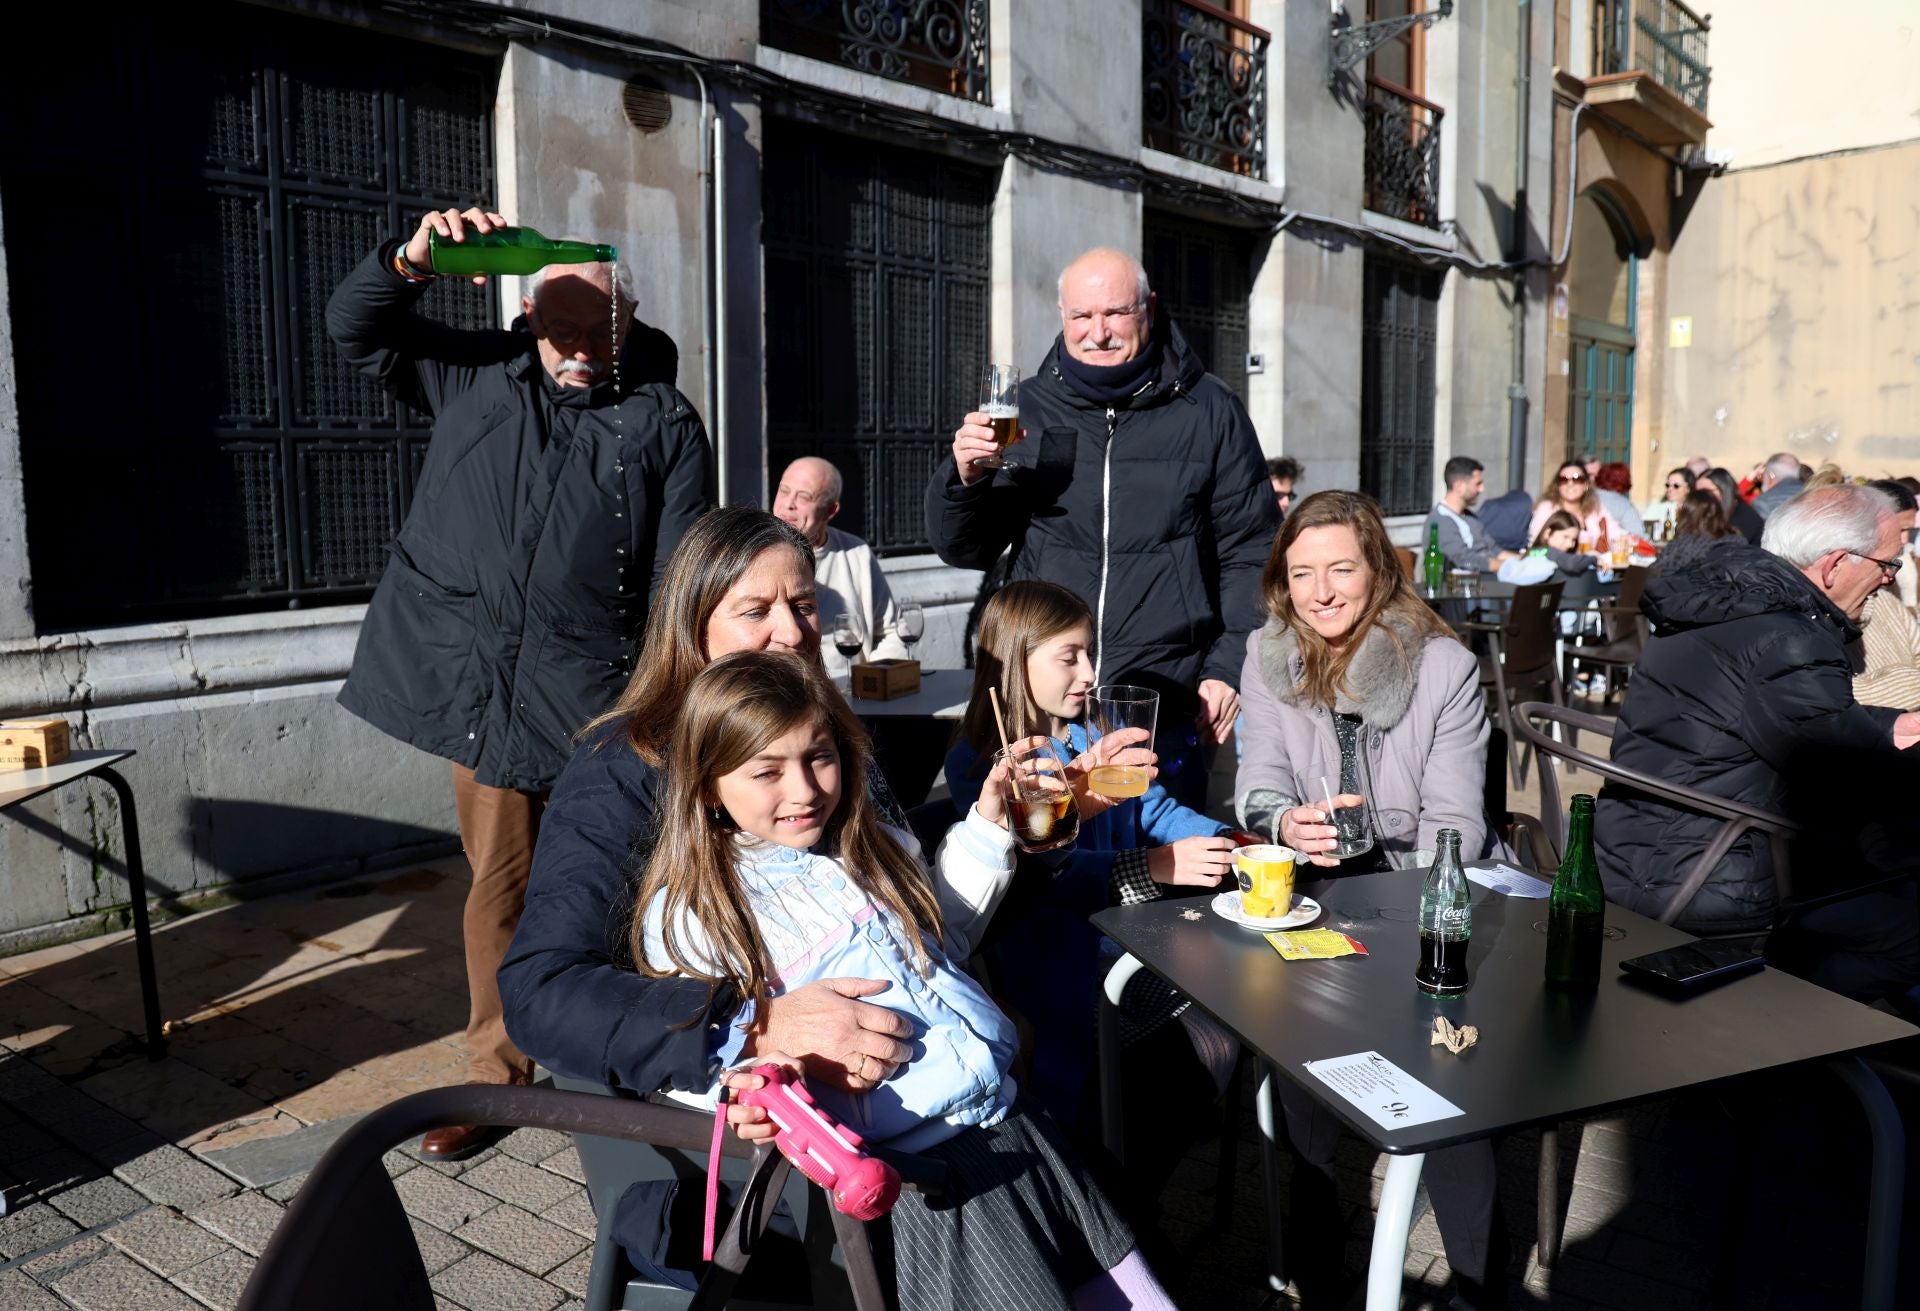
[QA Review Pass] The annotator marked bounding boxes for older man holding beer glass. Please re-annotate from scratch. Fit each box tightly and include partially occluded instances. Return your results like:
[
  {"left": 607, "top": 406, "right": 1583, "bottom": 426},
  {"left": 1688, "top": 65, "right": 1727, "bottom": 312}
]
[{"left": 927, "top": 247, "right": 1277, "bottom": 811}]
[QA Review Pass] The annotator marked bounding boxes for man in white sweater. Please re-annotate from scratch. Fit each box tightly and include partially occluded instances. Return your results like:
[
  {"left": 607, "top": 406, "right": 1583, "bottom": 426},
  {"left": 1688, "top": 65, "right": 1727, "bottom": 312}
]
[{"left": 773, "top": 457, "right": 911, "bottom": 678}]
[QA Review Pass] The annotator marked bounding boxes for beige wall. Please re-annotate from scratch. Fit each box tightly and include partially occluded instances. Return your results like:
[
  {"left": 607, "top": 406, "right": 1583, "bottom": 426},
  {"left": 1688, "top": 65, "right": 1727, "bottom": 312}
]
[
  {"left": 1704, "top": 0, "right": 1920, "bottom": 169},
  {"left": 1659, "top": 139, "right": 1920, "bottom": 477}
]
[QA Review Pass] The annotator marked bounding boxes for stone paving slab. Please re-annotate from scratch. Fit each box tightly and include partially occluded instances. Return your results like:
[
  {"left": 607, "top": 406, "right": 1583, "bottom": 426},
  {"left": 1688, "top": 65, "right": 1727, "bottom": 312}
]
[
  {"left": 172, "top": 1247, "right": 256, "bottom": 1311},
  {"left": 101, "top": 1206, "right": 233, "bottom": 1278},
  {"left": 47, "top": 1250, "right": 203, "bottom": 1311},
  {"left": 394, "top": 1165, "right": 500, "bottom": 1233},
  {"left": 409, "top": 1216, "right": 472, "bottom": 1276},
  {"left": 185, "top": 1192, "right": 284, "bottom": 1258},
  {"left": 0, "top": 1201, "right": 81, "bottom": 1261},
  {"left": 429, "top": 1250, "right": 567, "bottom": 1311},
  {"left": 495, "top": 1126, "right": 569, "bottom": 1165},
  {"left": 0, "top": 1269, "right": 66, "bottom": 1310},
  {"left": 457, "top": 1155, "right": 576, "bottom": 1213},
  {"left": 451, "top": 1203, "right": 588, "bottom": 1277},
  {"left": 44, "top": 1176, "right": 147, "bottom": 1230},
  {"left": 130, "top": 1157, "right": 244, "bottom": 1211},
  {"left": 15, "top": 1234, "right": 109, "bottom": 1288},
  {"left": 538, "top": 1191, "right": 598, "bottom": 1240}
]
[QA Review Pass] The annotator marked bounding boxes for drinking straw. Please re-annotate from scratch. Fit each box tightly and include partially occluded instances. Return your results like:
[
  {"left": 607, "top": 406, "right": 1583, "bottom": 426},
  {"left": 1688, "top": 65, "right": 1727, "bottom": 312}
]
[{"left": 987, "top": 686, "right": 1019, "bottom": 780}]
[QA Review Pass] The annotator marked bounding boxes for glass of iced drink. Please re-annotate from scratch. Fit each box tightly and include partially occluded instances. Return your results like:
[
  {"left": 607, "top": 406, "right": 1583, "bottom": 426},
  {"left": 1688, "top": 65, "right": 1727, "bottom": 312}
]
[{"left": 995, "top": 738, "right": 1080, "bottom": 853}]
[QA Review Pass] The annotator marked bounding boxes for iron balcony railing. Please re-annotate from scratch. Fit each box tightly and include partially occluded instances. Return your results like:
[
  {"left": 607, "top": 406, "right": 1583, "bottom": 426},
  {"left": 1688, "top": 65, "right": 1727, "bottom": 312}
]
[
  {"left": 1142, "top": 0, "right": 1269, "bottom": 179},
  {"left": 1363, "top": 77, "right": 1443, "bottom": 228},
  {"left": 1592, "top": 0, "right": 1710, "bottom": 112},
  {"left": 761, "top": 0, "right": 990, "bottom": 103}
]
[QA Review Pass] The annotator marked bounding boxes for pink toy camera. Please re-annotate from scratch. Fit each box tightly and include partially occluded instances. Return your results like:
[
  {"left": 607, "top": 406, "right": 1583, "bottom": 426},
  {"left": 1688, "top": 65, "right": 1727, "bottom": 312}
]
[{"left": 703, "top": 1063, "right": 901, "bottom": 1260}]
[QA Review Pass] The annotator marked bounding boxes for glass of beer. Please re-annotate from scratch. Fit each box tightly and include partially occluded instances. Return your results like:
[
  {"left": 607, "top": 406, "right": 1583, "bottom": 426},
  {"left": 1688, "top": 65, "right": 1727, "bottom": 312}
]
[
  {"left": 975, "top": 365, "right": 1021, "bottom": 470},
  {"left": 1085, "top": 685, "right": 1159, "bottom": 800},
  {"left": 1235, "top": 844, "right": 1297, "bottom": 919},
  {"left": 995, "top": 738, "right": 1079, "bottom": 853}
]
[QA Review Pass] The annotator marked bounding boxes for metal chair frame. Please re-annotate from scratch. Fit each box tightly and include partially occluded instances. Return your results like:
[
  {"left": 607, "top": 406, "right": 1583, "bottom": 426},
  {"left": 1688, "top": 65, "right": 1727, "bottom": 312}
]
[
  {"left": 1470, "top": 581, "right": 1566, "bottom": 789},
  {"left": 236, "top": 1084, "right": 932, "bottom": 1311}
]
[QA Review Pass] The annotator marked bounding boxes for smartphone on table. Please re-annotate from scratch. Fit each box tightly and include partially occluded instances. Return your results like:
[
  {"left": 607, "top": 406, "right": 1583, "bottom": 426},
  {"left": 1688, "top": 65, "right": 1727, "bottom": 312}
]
[{"left": 1619, "top": 939, "right": 1765, "bottom": 993}]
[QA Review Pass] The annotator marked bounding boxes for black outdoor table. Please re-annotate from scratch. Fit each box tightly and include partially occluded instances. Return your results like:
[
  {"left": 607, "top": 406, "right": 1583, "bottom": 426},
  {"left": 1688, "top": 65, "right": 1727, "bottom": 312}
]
[
  {"left": 1094, "top": 868, "right": 1916, "bottom": 1310},
  {"left": 1, "top": 750, "right": 165, "bottom": 1058}
]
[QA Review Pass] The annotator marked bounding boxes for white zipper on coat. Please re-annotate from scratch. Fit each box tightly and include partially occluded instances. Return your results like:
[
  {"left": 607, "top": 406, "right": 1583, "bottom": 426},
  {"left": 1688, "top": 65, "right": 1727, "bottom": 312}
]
[{"left": 1094, "top": 405, "right": 1117, "bottom": 684}]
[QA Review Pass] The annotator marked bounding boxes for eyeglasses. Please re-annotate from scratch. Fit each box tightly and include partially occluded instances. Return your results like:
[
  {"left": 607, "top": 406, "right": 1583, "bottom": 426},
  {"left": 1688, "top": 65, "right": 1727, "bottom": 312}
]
[
  {"left": 1558, "top": 474, "right": 1589, "bottom": 484},
  {"left": 1850, "top": 551, "right": 1906, "bottom": 579}
]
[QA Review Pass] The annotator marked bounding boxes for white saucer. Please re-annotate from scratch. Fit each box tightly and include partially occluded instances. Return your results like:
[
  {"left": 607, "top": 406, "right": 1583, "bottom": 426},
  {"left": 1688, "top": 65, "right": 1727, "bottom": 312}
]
[{"left": 1211, "top": 891, "right": 1322, "bottom": 932}]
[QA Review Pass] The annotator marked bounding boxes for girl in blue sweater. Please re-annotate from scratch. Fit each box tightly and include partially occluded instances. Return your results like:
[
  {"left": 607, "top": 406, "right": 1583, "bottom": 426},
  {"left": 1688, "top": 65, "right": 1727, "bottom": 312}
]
[{"left": 945, "top": 582, "right": 1240, "bottom": 1133}]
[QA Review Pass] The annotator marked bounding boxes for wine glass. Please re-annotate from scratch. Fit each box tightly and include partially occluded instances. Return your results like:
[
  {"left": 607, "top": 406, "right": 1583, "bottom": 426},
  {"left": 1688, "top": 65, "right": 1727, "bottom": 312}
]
[
  {"left": 830, "top": 615, "right": 862, "bottom": 664},
  {"left": 896, "top": 603, "right": 924, "bottom": 659}
]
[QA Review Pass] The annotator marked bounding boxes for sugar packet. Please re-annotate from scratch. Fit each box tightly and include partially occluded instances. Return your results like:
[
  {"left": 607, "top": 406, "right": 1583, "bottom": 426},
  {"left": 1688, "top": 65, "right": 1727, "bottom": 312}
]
[{"left": 1266, "top": 929, "right": 1369, "bottom": 961}]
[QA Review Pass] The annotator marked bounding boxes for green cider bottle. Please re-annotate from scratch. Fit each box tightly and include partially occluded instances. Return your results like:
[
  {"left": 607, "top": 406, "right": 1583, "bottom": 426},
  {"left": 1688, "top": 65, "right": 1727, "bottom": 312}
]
[
  {"left": 1545, "top": 794, "right": 1606, "bottom": 990},
  {"left": 427, "top": 225, "right": 616, "bottom": 277},
  {"left": 1422, "top": 522, "right": 1446, "bottom": 593}
]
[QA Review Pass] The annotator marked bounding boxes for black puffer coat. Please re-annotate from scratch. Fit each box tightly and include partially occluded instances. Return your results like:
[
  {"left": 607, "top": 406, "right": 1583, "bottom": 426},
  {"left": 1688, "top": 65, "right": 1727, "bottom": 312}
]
[
  {"left": 924, "top": 320, "right": 1276, "bottom": 712},
  {"left": 329, "top": 243, "right": 713, "bottom": 791},
  {"left": 1595, "top": 537, "right": 1904, "bottom": 931}
]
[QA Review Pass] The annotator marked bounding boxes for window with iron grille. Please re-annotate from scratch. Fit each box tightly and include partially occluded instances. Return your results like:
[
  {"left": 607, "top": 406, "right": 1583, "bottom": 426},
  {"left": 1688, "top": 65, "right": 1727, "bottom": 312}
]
[
  {"left": 763, "top": 120, "right": 993, "bottom": 555},
  {"left": 0, "top": 2, "right": 496, "bottom": 630},
  {"left": 1144, "top": 210, "right": 1253, "bottom": 403},
  {"left": 1359, "top": 257, "right": 1442, "bottom": 516}
]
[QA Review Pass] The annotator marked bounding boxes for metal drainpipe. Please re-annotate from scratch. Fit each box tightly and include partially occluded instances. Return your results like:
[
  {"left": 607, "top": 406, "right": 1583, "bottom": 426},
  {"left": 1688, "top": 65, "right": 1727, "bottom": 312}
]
[
  {"left": 712, "top": 102, "right": 730, "bottom": 506},
  {"left": 1506, "top": 0, "right": 1534, "bottom": 492}
]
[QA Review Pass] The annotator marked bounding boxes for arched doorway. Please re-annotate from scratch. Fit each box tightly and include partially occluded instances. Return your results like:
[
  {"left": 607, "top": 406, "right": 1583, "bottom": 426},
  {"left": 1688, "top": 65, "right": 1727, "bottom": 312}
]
[{"left": 1565, "top": 188, "right": 1642, "bottom": 465}]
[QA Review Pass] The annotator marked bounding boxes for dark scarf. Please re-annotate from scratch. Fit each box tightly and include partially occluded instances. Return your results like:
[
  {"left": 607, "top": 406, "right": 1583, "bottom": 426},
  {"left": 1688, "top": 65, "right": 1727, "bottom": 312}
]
[{"left": 1055, "top": 332, "right": 1164, "bottom": 406}]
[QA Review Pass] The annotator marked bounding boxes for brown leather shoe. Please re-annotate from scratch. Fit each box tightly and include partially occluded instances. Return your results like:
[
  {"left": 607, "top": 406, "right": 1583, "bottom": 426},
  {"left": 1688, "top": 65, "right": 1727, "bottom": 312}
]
[{"left": 418, "top": 1122, "right": 506, "bottom": 1162}]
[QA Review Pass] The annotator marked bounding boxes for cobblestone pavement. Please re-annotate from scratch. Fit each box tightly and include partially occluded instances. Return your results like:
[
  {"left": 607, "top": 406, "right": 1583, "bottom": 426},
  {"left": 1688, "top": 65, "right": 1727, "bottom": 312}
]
[{"left": 3, "top": 808, "right": 1916, "bottom": 1308}]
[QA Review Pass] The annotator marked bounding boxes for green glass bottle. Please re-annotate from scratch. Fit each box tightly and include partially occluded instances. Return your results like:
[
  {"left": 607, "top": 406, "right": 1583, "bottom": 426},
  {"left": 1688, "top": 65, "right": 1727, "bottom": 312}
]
[
  {"left": 1423, "top": 522, "right": 1446, "bottom": 594},
  {"left": 427, "top": 226, "right": 616, "bottom": 277},
  {"left": 1545, "top": 794, "right": 1605, "bottom": 991}
]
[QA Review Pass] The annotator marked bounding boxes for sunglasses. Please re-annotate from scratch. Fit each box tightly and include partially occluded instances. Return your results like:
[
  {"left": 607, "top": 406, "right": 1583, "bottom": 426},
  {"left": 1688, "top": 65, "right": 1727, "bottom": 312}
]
[{"left": 1558, "top": 474, "right": 1589, "bottom": 484}]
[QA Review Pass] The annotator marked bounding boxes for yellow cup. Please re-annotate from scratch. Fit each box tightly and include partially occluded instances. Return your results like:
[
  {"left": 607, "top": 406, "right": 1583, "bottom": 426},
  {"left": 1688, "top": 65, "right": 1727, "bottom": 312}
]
[{"left": 1236, "top": 844, "right": 1297, "bottom": 918}]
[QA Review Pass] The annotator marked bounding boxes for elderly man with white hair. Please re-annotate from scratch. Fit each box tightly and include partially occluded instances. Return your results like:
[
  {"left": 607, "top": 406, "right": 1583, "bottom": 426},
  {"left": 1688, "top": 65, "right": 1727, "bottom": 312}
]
[
  {"left": 1597, "top": 484, "right": 1920, "bottom": 1009},
  {"left": 328, "top": 208, "right": 712, "bottom": 1157},
  {"left": 773, "top": 455, "right": 909, "bottom": 678},
  {"left": 1749, "top": 450, "right": 1805, "bottom": 520},
  {"left": 926, "top": 246, "right": 1276, "bottom": 809}
]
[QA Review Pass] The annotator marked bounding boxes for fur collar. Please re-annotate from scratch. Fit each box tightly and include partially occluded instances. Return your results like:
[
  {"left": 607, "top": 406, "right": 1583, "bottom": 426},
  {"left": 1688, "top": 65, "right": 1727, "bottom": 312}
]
[{"left": 1258, "top": 609, "right": 1427, "bottom": 731}]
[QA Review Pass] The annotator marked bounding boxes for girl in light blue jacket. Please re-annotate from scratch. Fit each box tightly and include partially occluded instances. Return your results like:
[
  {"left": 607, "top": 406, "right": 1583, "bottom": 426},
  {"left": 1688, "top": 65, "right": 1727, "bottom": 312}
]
[{"left": 632, "top": 649, "right": 1172, "bottom": 1309}]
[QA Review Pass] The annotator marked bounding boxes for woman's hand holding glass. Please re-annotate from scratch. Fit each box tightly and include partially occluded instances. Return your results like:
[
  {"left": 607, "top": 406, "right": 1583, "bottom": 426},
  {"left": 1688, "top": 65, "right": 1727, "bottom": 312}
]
[
  {"left": 1280, "top": 797, "right": 1365, "bottom": 867},
  {"left": 1065, "top": 727, "right": 1158, "bottom": 820}
]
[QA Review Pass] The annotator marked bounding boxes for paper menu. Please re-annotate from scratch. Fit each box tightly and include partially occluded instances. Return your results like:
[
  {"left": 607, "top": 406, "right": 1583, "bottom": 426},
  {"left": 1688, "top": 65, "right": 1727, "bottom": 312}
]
[
  {"left": 1303, "top": 1051, "right": 1464, "bottom": 1131},
  {"left": 1465, "top": 862, "right": 1553, "bottom": 898}
]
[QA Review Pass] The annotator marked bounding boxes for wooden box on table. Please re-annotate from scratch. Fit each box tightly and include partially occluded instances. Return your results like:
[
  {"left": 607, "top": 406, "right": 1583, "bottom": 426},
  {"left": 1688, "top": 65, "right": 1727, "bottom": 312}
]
[
  {"left": 849, "top": 660, "right": 921, "bottom": 701},
  {"left": 0, "top": 718, "right": 71, "bottom": 771}
]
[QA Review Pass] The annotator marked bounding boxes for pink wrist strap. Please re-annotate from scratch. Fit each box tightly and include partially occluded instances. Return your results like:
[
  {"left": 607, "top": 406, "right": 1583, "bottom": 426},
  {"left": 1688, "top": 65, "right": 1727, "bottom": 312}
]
[{"left": 702, "top": 1088, "right": 729, "bottom": 1262}]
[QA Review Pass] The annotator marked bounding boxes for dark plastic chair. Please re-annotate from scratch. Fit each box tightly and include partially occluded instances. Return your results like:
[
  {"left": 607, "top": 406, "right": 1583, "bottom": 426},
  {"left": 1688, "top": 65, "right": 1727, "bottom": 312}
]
[
  {"left": 1471, "top": 580, "right": 1565, "bottom": 787},
  {"left": 235, "top": 1083, "right": 933, "bottom": 1311},
  {"left": 1562, "top": 566, "right": 1650, "bottom": 706}
]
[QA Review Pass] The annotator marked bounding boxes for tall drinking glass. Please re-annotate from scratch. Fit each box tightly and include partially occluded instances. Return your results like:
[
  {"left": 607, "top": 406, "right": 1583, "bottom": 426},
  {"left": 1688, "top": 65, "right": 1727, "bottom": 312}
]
[
  {"left": 1086, "top": 685, "right": 1159, "bottom": 799},
  {"left": 1315, "top": 774, "right": 1374, "bottom": 859},
  {"left": 976, "top": 365, "right": 1020, "bottom": 470},
  {"left": 996, "top": 738, "right": 1080, "bottom": 853}
]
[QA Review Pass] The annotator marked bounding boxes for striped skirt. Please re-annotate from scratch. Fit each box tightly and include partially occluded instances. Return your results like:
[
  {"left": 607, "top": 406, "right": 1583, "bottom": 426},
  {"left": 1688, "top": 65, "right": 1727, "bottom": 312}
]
[{"left": 886, "top": 1100, "right": 1138, "bottom": 1311}]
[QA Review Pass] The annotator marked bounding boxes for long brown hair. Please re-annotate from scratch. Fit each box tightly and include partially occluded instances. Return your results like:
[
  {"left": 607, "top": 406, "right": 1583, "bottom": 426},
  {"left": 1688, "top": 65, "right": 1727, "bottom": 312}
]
[
  {"left": 631, "top": 650, "right": 943, "bottom": 1016},
  {"left": 1673, "top": 488, "right": 1735, "bottom": 540},
  {"left": 584, "top": 508, "right": 816, "bottom": 765},
  {"left": 1543, "top": 460, "right": 1598, "bottom": 518},
  {"left": 958, "top": 581, "right": 1093, "bottom": 757},
  {"left": 1532, "top": 509, "right": 1581, "bottom": 549},
  {"left": 1259, "top": 490, "right": 1454, "bottom": 710}
]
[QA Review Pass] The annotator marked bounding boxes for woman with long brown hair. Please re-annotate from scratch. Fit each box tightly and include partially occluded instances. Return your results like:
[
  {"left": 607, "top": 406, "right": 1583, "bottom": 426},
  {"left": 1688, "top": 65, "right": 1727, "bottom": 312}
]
[
  {"left": 500, "top": 509, "right": 919, "bottom": 1140},
  {"left": 1528, "top": 457, "right": 1626, "bottom": 547},
  {"left": 1233, "top": 490, "right": 1507, "bottom": 1309}
]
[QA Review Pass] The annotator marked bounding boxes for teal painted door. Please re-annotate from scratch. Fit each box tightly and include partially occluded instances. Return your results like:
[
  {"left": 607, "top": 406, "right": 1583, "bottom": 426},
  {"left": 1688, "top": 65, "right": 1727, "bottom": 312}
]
[{"left": 1568, "top": 330, "right": 1634, "bottom": 466}]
